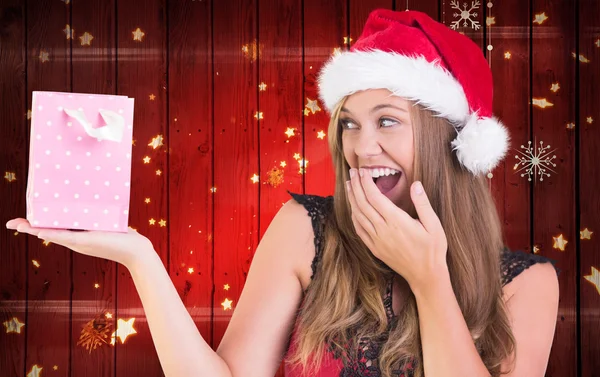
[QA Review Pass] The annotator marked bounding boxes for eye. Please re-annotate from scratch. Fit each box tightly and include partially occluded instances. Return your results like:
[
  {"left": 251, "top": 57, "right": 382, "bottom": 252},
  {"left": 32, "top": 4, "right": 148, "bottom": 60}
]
[
  {"left": 339, "top": 118, "right": 357, "bottom": 130},
  {"left": 380, "top": 118, "right": 398, "bottom": 128}
]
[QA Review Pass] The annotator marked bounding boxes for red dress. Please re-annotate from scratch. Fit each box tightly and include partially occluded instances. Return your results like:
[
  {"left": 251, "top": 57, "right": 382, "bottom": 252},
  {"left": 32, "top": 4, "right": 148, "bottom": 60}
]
[{"left": 283, "top": 192, "right": 560, "bottom": 377}]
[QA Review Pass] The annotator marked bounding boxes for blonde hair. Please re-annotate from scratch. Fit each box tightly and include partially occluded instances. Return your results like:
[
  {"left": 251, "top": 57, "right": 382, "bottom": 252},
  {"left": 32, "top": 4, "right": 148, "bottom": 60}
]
[{"left": 284, "top": 97, "right": 516, "bottom": 377}]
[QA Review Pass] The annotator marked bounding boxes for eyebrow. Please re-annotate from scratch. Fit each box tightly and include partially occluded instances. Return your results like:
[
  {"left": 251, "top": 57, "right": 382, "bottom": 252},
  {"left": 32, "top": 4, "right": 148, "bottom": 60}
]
[{"left": 340, "top": 103, "right": 408, "bottom": 115}]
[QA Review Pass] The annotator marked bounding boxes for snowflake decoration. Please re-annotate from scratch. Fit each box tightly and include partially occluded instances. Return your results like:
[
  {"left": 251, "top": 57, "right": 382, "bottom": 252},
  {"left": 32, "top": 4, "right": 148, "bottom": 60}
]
[
  {"left": 450, "top": 1, "right": 481, "bottom": 30},
  {"left": 513, "top": 140, "right": 557, "bottom": 182}
]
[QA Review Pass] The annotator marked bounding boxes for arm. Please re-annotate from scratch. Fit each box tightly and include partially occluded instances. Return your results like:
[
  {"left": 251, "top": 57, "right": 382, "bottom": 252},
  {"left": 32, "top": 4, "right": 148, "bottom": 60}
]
[
  {"left": 412, "top": 263, "right": 559, "bottom": 377},
  {"left": 126, "top": 198, "right": 312, "bottom": 377}
]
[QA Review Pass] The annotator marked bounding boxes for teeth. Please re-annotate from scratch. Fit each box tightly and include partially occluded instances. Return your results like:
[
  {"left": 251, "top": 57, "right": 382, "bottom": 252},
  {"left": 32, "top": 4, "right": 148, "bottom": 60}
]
[{"left": 368, "top": 168, "right": 399, "bottom": 178}]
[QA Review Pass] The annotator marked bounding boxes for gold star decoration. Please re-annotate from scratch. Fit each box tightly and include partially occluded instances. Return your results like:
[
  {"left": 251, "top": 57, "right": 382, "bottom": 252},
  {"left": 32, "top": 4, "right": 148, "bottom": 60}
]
[
  {"left": 587, "top": 117, "right": 594, "bottom": 124},
  {"left": 241, "top": 40, "right": 260, "bottom": 62},
  {"left": 149, "top": 218, "right": 156, "bottom": 225},
  {"left": 581, "top": 228, "right": 593, "bottom": 240},
  {"left": 224, "top": 284, "right": 230, "bottom": 290},
  {"left": 39, "top": 50, "right": 50, "bottom": 63},
  {"left": 159, "top": 219, "right": 166, "bottom": 227},
  {"left": 533, "top": 245, "right": 541, "bottom": 254},
  {"left": 293, "top": 153, "right": 301, "bottom": 160},
  {"left": 132, "top": 28, "right": 145, "bottom": 42},
  {"left": 250, "top": 174, "right": 259, "bottom": 184},
  {"left": 532, "top": 98, "right": 554, "bottom": 108},
  {"left": 298, "top": 158, "right": 308, "bottom": 174},
  {"left": 595, "top": 39, "right": 600, "bottom": 48},
  {"left": 110, "top": 318, "right": 137, "bottom": 345},
  {"left": 584, "top": 267, "right": 600, "bottom": 295},
  {"left": 32, "top": 260, "right": 40, "bottom": 268},
  {"left": 63, "top": 24, "right": 74, "bottom": 39},
  {"left": 267, "top": 167, "right": 284, "bottom": 188},
  {"left": 210, "top": 187, "right": 217, "bottom": 193},
  {"left": 303, "top": 108, "right": 311, "bottom": 116},
  {"left": 156, "top": 170, "right": 162, "bottom": 176},
  {"left": 221, "top": 298, "right": 233, "bottom": 310},
  {"left": 149, "top": 94, "right": 156, "bottom": 100},
  {"left": 27, "top": 365, "right": 43, "bottom": 377},
  {"left": 143, "top": 156, "right": 151, "bottom": 164},
  {"left": 553, "top": 234, "right": 568, "bottom": 251},
  {"left": 254, "top": 111, "right": 263, "bottom": 120},
  {"left": 53, "top": 366, "right": 58, "bottom": 371},
  {"left": 566, "top": 122, "right": 575, "bottom": 130},
  {"left": 188, "top": 267, "right": 194, "bottom": 274},
  {"left": 258, "top": 82, "right": 267, "bottom": 91},
  {"left": 572, "top": 52, "right": 590, "bottom": 63},
  {"left": 27, "top": 109, "right": 32, "bottom": 119},
  {"left": 42, "top": 240, "right": 51, "bottom": 246},
  {"left": 94, "top": 283, "right": 100, "bottom": 289},
  {"left": 3, "top": 317, "right": 25, "bottom": 334},
  {"left": 284, "top": 127, "right": 295, "bottom": 138},
  {"left": 343, "top": 36, "right": 353, "bottom": 45},
  {"left": 317, "top": 130, "right": 326, "bottom": 139},
  {"left": 486, "top": 16, "right": 495, "bottom": 26},
  {"left": 280, "top": 161, "right": 286, "bottom": 168},
  {"left": 504, "top": 51, "right": 511, "bottom": 59},
  {"left": 145, "top": 198, "right": 151, "bottom": 204},
  {"left": 79, "top": 32, "right": 94, "bottom": 46},
  {"left": 77, "top": 315, "right": 112, "bottom": 353},
  {"left": 305, "top": 98, "right": 321, "bottom": 114},
  {"left": 4, "top": 172, "right": 16, "bottom": 182},
  {"left": 332, "top": 47, "right": 342, "bottom": 56},
  {"left": 105, "top": 312, "right": 113, "bottom": 319},
  {"left": 533, "top": 12, "right": 548, "bottom": 25},
  {"left": 550, "top": 83, "right": 560, "bottom": 92},
  {"left": 148, "top": 135, "right": 164, "bottom": 149},
  {"left": 132, "top": 139, "right": 136, "bottom": 146}
]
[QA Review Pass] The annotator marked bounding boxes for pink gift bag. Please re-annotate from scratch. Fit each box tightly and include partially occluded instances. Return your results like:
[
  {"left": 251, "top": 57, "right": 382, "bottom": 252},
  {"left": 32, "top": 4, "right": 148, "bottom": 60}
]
[{"left": 26, "top": 91, "right": 135, "bottom": 232}]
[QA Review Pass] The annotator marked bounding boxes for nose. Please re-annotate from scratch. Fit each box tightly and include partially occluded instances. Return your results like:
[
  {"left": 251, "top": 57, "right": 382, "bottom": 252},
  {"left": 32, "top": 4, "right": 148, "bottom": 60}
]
[{"left": 354, "top": 129, "right": 382, "bottom": 158}]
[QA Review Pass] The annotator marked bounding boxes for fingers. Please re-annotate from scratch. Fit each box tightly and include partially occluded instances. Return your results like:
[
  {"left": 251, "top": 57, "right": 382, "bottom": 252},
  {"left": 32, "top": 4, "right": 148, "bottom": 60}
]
[
  {"left": 346, "top": 180, "right": 376, "bottom": 236},
  {"left": 356, "top": 168, "right": 399, "bottom": 222},
  {"left": 410, "top": 181, "right": 443, "bottom": 235},
  {"left": 349, "top": 169, "right": 386, "bottom": 232}
]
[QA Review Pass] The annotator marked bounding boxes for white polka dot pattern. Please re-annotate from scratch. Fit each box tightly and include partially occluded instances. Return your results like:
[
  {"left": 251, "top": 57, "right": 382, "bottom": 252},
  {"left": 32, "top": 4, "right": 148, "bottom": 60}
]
[{"left": 26, "top": 91, "right": 134, "bottom": 232}]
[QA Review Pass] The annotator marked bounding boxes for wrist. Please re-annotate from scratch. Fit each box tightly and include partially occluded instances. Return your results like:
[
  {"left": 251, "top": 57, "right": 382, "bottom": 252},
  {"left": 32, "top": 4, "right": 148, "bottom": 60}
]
[{"left": 411, "top": 265, "right": 452, "bottom": 301}]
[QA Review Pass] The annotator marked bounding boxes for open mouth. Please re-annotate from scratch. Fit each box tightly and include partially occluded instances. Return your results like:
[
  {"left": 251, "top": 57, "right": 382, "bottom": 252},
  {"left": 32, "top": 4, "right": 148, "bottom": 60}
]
[{"left": 373, "top": 171, "right": 402, "bottom": 194}]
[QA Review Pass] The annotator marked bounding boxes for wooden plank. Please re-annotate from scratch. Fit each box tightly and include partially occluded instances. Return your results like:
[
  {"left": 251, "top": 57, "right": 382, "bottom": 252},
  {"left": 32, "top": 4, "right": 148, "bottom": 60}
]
[
  {"left": 303, "top": 0, "right": 347, "bottom": 197},
  {"left": 531, "top": 0, "right": 577, "bottom": 375},
  {"left": 350, "top": 1, "right": 394, "bottom": 45},
  {"left": 115, "top": 0, "right": 167, "bottom": 375},
  {"left": 0, "top": 1, "right": 28, "bottom": 376},
  {"left": 578, "top": 0, "right": 600, "bottom": 375},
  {"left": 488, "top": 0, "right": 532, "bottom": 251},
  {"left": 167, "top": 0, "right": 213, "bottom": 346},
  {"left": 24, "top": 0, "right": 72, "bottom": 375},
  {"left": 258, "top": 0, "right": 303, "bottom": 236},
  {"left": 69, "top": 1, "right": 117, "bottom": 375},
  {"left": 401, "top": 0, "right": 439, "bottom": 20},
  {"left": 212, "top": 0, "right": 259, "bottom": 349}
]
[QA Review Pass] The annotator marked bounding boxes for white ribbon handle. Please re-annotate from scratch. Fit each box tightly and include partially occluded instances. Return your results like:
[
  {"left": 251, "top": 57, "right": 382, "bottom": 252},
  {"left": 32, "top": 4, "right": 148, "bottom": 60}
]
[{"left": 63, "top": 108, "right": 125, "bottom": 142}]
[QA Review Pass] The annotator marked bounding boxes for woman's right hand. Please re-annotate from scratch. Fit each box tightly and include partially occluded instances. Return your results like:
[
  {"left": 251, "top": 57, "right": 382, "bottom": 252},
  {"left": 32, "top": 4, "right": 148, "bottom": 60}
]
[{"left": 6, "top": 218, "right": 154, "bottom": 268}]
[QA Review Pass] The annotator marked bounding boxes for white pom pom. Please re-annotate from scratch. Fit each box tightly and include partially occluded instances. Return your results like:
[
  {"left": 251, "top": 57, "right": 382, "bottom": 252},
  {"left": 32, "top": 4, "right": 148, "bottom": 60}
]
[{"left": 450, "top": 114, "right": 510, "bottom": 175}]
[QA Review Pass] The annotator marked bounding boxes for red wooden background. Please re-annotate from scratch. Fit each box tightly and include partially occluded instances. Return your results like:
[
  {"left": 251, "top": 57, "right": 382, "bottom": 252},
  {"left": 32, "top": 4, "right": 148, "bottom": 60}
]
[{"left": 0, "top": 0, "right": 598, "bottom": 376}]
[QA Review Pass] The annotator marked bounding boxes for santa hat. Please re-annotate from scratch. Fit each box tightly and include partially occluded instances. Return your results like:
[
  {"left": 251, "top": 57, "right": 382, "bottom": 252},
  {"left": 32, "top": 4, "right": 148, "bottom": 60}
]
[{"left": 317, "top": 9, "right": 509, "bottom": 176}]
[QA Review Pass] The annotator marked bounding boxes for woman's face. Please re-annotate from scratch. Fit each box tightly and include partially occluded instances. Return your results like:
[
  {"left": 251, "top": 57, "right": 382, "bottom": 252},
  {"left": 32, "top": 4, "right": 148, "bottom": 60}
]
[{"left": 341, "top": 89, "right": 415, "bottom": 212}]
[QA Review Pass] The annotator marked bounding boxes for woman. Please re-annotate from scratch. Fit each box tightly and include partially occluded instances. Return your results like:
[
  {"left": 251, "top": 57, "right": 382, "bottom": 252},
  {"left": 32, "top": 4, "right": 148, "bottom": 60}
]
[{"left": 7, "top": 9, "right": 559, "bottom": 377}]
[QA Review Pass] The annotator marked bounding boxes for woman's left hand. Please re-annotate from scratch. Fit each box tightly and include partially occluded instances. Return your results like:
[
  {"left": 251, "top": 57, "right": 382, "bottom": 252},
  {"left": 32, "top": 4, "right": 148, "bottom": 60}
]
[{"left": 346, "top": 168, "right": 449, "bottom": 292}]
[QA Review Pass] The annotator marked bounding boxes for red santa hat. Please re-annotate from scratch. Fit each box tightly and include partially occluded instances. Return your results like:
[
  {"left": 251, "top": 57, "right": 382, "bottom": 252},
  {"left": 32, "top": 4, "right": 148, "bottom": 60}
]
[{"left": 317, "top": 9, "right": 509, "bottom": 176}]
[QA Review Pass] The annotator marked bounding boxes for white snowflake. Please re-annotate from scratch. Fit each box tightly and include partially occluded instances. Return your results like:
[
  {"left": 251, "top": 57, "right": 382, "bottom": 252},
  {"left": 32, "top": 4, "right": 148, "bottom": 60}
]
[
  {"left": 450, "top": 0, "right": 481, "bottom": 30},
  {"left": 513, "top": 140, "right": 557, "bottom": 182}
]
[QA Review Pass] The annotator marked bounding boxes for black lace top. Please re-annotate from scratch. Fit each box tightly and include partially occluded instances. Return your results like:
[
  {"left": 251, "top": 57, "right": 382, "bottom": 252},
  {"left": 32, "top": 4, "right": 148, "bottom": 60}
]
[{"left": 285, "top": 191, "right": 561, "bottom": 377}]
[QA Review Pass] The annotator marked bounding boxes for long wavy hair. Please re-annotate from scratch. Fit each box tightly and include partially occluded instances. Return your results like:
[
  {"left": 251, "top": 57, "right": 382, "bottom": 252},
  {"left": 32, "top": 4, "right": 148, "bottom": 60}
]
[{"left": 284, "top": 96, "right": 517, "bottom": 377}]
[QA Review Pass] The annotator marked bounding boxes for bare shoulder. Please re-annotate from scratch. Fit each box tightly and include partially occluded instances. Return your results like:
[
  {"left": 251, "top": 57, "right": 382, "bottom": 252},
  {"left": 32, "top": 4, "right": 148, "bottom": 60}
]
[{"left": 502, "top": 257, "right": 559, "bottom": 303}]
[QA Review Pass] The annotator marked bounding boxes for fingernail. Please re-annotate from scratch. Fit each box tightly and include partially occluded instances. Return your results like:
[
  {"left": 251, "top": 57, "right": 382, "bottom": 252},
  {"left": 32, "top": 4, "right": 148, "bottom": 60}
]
[
  {"left": 349, "top": 169, "right": 356, "bottom": 178},
  {"left": 414, "top": 181, "right": 424, "bottom": 194}
]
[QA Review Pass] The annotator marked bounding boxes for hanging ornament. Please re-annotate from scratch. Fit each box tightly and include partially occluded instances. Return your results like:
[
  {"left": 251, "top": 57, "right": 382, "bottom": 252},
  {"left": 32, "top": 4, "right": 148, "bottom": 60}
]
[
  {"left": 449, "top": 1, "right": 481, "bottom": 30},
  {"left": 77, "top": 314, "right": 113, "bottom": 353},
  {"left": 267, "top": 166, "right": 284, "bottom": 188},
  {"left": 513, "top": 140, "right": 557, "bottom": 182}
]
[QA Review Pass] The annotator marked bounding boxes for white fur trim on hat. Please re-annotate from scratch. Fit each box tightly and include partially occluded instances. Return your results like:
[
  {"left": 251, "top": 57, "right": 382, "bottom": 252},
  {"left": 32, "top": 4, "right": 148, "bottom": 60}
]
[
  {"left": 317, "top": 49, "right": 469, "bottom": 123},
  {"left": 317, "top": 49, "right": 509, "bottom": 175}
]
